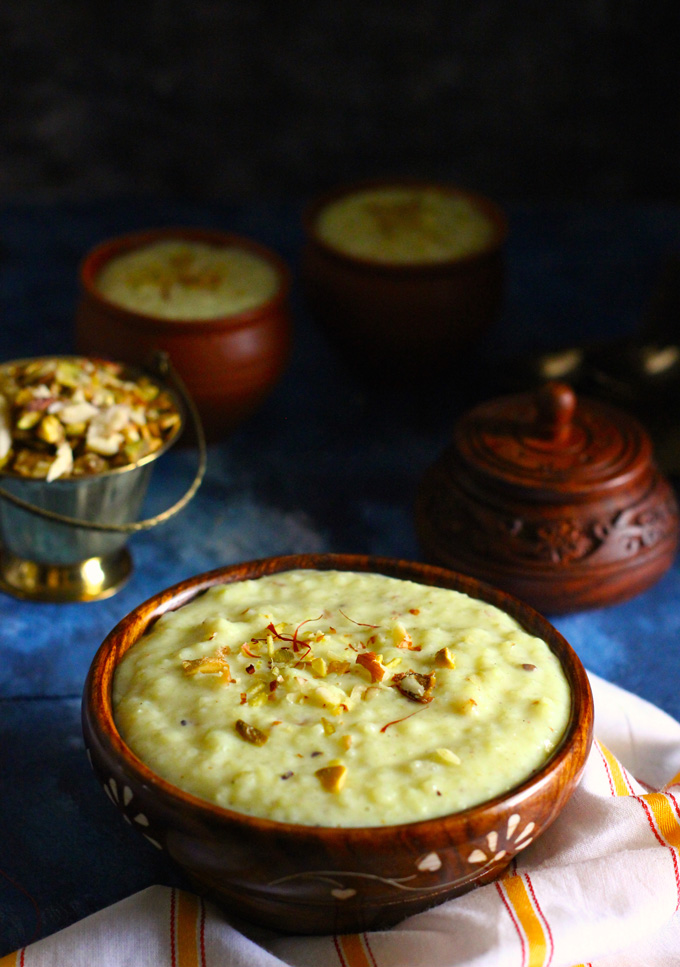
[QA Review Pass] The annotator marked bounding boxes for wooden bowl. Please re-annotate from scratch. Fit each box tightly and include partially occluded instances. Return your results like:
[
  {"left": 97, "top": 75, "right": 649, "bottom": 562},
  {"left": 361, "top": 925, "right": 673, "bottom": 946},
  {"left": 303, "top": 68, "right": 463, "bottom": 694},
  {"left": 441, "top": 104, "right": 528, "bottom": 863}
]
[
  {"left": 301, "top": 180, "right": 507, "bottom": 376},
  {"left": 76, "top": 227, "right": 292, "bottom": 441},
  {"left": 82, "top": 553, "right": 593, "bottom": 934}
]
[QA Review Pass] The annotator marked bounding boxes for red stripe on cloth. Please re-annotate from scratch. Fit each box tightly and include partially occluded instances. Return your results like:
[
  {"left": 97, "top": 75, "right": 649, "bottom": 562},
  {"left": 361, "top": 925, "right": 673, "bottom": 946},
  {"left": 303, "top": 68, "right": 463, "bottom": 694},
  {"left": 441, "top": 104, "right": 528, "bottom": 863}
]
[
  {"left": 0, "top": 868, "right": 42, "bottom": 946},
  {"left": 668, "top": 791, "right": 680, "bottom": 823},
  {"left": 496, "top": 881, "right": 528, "bottom": 967},
  {"left": 525, "top": 873, "right": 554, "bottom": 967},
  {"left": 363, "top": 933, "right": 378, "bottom": 967},
  {"left": 199, "top": 898, "right": 207, "bottom": 967},
  {"left": 170, "top": 887, "right": 177, "bottom": 967},
  {"left": 333, "top": 935, "right": 348, "bottom": 967},
  {"left": 636, "top": 796, "right": 680, "bottom": 911},
  {"left": 595, "top": 743, "right": 616, "bottom": 797},
  {"left": 597, "top": 743, "right": 634, "bottom": 796},
  {"left": 672, "top": 849, "right": 680, "bottom": 913},
  {"left": 637, "top": 796, "right": 669, "bottom": 847}
]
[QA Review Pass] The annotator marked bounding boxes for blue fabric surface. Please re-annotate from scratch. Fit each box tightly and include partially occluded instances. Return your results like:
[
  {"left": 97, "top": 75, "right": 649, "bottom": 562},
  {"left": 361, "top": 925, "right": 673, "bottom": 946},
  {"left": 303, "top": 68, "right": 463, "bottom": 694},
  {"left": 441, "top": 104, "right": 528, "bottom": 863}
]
[{"left": 1, "top": 200, "right": 679, "bottom": 953}]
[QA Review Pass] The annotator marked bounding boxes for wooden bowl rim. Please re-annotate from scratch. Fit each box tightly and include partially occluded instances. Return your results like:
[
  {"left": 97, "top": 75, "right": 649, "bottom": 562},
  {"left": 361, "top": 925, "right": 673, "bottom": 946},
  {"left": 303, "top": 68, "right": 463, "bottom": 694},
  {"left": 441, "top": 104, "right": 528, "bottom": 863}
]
[
  {"left": 302, "top": 179, "right": 508, "bottom": 275},
  {"left": 78, "top": 226, "right": 291, "bottom": 332},
  {"left": 83, "top": 552, "right": 593, "bottom": 844}
]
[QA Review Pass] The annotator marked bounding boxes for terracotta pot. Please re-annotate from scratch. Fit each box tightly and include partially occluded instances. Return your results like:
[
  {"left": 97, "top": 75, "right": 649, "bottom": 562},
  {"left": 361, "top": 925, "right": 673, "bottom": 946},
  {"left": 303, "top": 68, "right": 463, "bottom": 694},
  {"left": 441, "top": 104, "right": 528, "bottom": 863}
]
[
  {"left": 82, "top": 552, "right": 593, "bottom": 934},
  {"left": 416, "top": 382, "right": 680, "bottom": 613},
  {"left": 76, "top": 227, "right": 292, "bottom": 441},
  {"left": 301, "top": 180, "right": 507, "bottom": 376}
]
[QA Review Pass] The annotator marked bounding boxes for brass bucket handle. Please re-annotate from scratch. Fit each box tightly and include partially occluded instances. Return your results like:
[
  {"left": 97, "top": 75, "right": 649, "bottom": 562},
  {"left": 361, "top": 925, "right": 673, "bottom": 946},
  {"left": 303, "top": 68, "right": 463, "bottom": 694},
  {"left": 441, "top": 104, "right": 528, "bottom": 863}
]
[{"left": 0, "top": 352, "right": 207, "bottom": 533}]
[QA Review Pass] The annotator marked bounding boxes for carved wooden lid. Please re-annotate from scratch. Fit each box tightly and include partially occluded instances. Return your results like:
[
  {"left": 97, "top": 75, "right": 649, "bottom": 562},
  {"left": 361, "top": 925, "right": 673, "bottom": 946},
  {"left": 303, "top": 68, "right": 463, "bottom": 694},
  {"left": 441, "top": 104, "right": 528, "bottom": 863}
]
[
  {"left": 454, "top": 382, "right": 651, "bottom": 501},
  {"left": 416, "top": 381, "right": 679, "bottom": 613}
]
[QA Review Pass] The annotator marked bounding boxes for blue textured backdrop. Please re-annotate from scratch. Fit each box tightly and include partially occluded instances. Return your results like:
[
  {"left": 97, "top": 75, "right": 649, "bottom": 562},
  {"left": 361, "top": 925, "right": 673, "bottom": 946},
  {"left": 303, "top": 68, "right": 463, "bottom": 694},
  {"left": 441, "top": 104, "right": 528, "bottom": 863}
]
[{"left": 0, "top": 199, "right": 679, "bottom": 952}]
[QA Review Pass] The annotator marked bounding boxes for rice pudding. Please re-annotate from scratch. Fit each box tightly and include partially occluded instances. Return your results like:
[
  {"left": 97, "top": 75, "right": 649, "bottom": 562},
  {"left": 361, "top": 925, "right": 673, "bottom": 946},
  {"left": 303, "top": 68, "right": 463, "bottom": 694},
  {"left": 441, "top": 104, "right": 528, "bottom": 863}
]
[
  {"left": 113, "top": 569, "right": 571, "bottom": 827},
  {"left": 95, "top": 239, "right": 280, "bottom": 320},
  {"left": 315, "top": 186, "right": 496, "bottom": 264}
]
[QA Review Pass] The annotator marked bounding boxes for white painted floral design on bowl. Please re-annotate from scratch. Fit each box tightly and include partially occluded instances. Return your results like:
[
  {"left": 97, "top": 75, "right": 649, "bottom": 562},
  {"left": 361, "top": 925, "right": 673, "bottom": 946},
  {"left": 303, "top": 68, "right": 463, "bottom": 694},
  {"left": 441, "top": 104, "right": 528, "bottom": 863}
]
[
  {"left": 467, "top": 813, "right": 536, "bottom": 867},
  {"left": 100, "top": 773, "right": 163, "bottom": 851}
]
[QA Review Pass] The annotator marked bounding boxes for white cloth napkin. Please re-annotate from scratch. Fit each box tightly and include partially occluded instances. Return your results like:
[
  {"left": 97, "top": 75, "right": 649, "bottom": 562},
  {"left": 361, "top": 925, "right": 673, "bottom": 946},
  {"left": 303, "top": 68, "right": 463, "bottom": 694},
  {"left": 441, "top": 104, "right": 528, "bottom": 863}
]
[{"left": 5, "top": 672, "right": 680, "bottom": 967}]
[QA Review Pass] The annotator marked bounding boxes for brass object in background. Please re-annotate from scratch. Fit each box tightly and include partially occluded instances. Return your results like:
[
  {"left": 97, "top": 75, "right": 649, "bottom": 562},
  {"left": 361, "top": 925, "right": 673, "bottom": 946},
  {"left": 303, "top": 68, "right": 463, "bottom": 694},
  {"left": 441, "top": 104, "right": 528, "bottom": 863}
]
[{"left": 0, "top": 354, "right": 206, "bottom": 602}]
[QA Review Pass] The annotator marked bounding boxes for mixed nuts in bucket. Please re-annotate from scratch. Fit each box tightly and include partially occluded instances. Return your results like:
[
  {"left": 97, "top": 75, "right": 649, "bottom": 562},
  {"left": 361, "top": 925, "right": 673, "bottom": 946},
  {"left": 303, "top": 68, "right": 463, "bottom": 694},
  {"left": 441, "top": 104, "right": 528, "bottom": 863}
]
[{"left": 0, "top": 357, "right": 182, "bottom": 481}]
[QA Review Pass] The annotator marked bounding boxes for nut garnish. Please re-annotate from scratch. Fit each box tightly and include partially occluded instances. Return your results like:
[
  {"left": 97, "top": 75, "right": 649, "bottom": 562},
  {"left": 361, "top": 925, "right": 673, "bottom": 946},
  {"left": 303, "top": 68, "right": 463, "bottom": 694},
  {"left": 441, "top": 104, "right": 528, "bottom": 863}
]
[
  {"left": 0, "top": 357, "right": 181, "bottom": 480},
  {"left": 327, "top": 659, "right": 351, "bottom": 676},
  {"left": 182, "top": 649, "right": 234, "bottom": 681},
  {"left": 392, "top": 622, "right": 420, "bottom": 650},
  {"left": 392, "top": 670, "right": 436, "bottom": 703},
  {"left": 434, "top": 646, "right": 456, "bottom": 669},
  {"left": 234, "top": 719, "right": 268, "bottom": 745},
  {"left": 355, "top": 651, "right": 386, "bottom": 682},
  {"left": 315, "top": 763, "right": 347, "bottom": 793},
  {"left": 433, "top": 748, "right": 461, "bottom": 765}
]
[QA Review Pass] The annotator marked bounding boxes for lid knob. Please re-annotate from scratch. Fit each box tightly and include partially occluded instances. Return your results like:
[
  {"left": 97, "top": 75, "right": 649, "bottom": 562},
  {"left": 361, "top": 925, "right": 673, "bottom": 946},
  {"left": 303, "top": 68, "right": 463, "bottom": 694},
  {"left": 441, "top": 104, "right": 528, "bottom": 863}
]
[{"left": 534, "top": 381, "right": 576, "bottom": 443}]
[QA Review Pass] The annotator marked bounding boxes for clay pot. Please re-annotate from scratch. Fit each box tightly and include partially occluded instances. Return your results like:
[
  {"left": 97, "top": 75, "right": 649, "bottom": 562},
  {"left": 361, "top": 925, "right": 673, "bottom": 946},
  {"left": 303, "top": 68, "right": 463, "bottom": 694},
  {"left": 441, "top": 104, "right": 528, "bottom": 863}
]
[
  {"left": 82, "top": 552, "right": 592, "bottom": 934},
  {"left": 76, "top": 227, "right": 292, "bottom": 441},
  {"left": 301, "top": 180, "right": 507, "bottom": 376},
  {"left": 416, "top": 382, "right": 679, "bottom": 614}
]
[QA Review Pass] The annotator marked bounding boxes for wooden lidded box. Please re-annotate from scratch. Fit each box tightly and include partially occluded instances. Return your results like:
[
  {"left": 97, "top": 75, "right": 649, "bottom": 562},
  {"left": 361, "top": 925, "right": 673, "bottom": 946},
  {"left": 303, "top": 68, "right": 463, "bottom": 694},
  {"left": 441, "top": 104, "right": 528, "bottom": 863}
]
[{"left": 416, "top": 382, "right": 679, "bottom": 614}]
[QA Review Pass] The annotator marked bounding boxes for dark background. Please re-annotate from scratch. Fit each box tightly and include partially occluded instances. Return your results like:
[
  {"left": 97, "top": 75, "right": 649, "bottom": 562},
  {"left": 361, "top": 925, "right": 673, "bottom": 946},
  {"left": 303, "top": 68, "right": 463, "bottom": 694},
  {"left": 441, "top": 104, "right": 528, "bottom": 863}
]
[{"left": 2, "top": 0, "right": 679, "bottom": 205}]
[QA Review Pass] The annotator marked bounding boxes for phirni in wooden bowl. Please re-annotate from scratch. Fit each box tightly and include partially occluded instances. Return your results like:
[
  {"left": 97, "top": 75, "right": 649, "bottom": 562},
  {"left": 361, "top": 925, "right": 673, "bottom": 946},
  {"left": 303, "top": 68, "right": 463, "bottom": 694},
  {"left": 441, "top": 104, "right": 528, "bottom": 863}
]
[{"left": 82, "top": 553, "right": 593, "bottom": 935}]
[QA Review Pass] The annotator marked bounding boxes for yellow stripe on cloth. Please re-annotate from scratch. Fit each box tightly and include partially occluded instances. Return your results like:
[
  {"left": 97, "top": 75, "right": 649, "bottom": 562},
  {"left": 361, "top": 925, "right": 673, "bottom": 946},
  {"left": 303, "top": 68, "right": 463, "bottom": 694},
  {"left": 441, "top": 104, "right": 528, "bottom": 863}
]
[
  {"left": 598, "top": 742, "right": 632, "bottom": 796},
  {"left": 502, "top": 875, "right": 549, "bottom": 967},
  {"left": 0, "top": 951, "right": 19, "bottom": 967},
  {"left": 642, "top": 792, "right": 680, "bottom": 848},
  {"left": 174, "top": 889, "right": 201, "bottom": 967},
  {"left": 336, "top": 933, "right": 374, "bottom": 967}
]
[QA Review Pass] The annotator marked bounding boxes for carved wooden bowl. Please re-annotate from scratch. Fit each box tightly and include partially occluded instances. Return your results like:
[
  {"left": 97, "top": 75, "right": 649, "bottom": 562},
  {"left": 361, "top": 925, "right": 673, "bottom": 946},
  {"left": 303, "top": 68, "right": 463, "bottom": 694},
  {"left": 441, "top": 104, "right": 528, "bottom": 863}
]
[
  {"left": 82, "top": 553, "right": 593, "bottom": 934},
  {"left": 417, "top": 382, "right": 679, "bottom": 614},
  {"left": 76, "top": 227, "right": 292, "bottom": 441},
  {"left": 301, "top": 180, "right": 507, "bottom": 376}
]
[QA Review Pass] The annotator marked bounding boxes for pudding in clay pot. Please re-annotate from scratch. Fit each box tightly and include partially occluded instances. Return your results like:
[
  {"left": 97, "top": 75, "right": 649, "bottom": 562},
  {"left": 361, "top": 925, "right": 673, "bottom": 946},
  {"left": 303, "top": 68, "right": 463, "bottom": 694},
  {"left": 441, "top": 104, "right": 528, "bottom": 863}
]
[
  {"left": 76, "top": 228, "right": 291, "bottom": 440},
  {"left": 301, "top": 181, "right": 507, "bottom": 376}
]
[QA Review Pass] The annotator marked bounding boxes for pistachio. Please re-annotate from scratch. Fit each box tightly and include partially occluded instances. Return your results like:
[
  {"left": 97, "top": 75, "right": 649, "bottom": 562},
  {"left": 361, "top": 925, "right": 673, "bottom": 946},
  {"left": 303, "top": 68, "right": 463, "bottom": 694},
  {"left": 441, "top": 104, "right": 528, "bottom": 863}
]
[
  {"left": 182, "top": 655, "right": 233, "bottom": 679},
  {"left": 16, "top": 410, "right": 41, "bottom": 431},
  {"left": 0, "top": 357, "right": 181, "bottom": 479},
  {"left": 37, "top": 414, "right": 65, "bottom": 445}
]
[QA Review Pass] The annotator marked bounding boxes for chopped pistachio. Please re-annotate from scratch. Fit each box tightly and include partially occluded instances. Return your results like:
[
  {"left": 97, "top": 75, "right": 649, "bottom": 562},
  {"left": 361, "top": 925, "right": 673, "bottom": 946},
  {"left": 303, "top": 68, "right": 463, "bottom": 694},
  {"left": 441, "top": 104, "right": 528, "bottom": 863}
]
[
  {"left": 16, "top": 410, "right": 42, "bottom": 431},
  {"left": 37, "top": 414, "right": 64, "bottom": 444},
  {"left": 0, "top": 357, "right": 181, "bottom": 480}
]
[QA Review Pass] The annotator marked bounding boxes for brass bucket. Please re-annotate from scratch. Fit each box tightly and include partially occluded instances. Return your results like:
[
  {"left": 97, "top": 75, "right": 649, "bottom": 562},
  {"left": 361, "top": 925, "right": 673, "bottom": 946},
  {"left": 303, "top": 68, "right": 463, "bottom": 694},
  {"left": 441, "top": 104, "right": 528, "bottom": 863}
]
[{"left": 0, "top": 353, "right": 206, "bottom": 602}]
